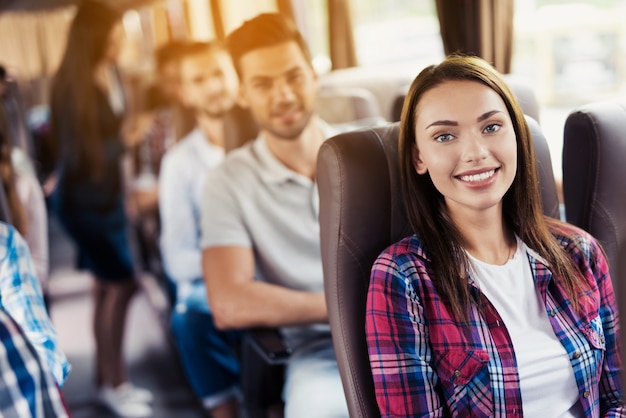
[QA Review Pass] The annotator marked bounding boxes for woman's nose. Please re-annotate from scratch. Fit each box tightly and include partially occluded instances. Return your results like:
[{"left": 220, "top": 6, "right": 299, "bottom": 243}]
[{"left": 462, "top": 133, "right": 489, "bottom": 162}]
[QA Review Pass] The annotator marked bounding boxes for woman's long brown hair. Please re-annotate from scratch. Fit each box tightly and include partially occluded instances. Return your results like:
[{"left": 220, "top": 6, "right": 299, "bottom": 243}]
[
  {"left": 49, "top": 0, "right": 120, "bottom": 179},
  {"left": 399, "top": 55, "right": 582, "bottom": 321}
]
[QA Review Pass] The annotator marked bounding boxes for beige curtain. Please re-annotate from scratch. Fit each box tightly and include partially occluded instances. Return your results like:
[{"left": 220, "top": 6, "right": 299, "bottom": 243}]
[
  {"left": 435, "top": 0, "right": 513, "bottom": 74},
  {"left": 328, "top": 0, "right": 357, "bottom": 70},
  {"left": 0, "top": 8, "right": 74, "bottom": 105},
  {"left": 276, "top": 0, "right": 296, "bottom": 22},
  {"left": 209, "top": 0, "right": 225, "bottom": 40}
]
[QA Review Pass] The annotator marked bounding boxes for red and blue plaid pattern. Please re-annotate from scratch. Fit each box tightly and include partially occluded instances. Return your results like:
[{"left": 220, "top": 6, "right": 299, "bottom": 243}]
[{"left": 366, "top": 223, "right": 624, "bottom": 417}]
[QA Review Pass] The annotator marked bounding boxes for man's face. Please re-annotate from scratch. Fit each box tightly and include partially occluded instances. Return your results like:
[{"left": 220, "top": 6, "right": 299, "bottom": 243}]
[
  {"left": 178, "top": 49, "right": 239, "bottom": 119},
  {"left": 237, "top": 41, "right": 318, "bottom": 141}
]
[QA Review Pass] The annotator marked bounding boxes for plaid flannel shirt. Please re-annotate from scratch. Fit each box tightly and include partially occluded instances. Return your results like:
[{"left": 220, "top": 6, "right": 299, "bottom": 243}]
[
  {"left": 0, "top": 307, "right": 69, "bottom": 417},
  {"left": 366, "top": 222, "right": 624, "bottom": 417},
  {"left": 0, "top": 222, "right": 70, "bottom": 387}
]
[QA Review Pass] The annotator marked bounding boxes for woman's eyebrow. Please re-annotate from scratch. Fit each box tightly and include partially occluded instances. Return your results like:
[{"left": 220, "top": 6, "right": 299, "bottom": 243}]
[
  {"left": 425, "top": 110, "right": 503, "bottom": 129},
  {"left": 477, "top": 110, "right": 502, "bottom": 122},
  {"left": 425, "top": 120, "right": 457, "bottom": 129}
]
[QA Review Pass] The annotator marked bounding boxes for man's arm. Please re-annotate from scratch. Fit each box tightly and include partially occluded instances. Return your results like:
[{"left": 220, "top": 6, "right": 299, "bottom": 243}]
[{"left": 202, "top": 245, "right": 327, "bottom": 330}]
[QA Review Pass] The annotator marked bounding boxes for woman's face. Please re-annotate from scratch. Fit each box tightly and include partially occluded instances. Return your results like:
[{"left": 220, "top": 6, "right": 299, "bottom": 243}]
[{"left": 412, "top": 79, "right": 517, "bottom": 221}]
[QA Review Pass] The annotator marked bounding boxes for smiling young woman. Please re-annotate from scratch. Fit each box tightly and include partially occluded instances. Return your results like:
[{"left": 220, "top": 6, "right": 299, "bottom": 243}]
[{"left": 365, "top": 55, "right": 623, "bottom": 418}]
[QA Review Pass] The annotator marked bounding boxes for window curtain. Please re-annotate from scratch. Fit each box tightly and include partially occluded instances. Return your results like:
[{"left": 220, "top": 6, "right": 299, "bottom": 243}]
[
  {"left": 328, "top": 0, "right": 357, "bottom": 70},
  {"left": 209, "top": 0, "right": 225, "bottom": 39},
  {"left": 0, "top": 8, "right": 74, "bottom": 105},
  {"left": 435, "top": 0, "right": 513, "bottom": 74},
  {"left": 276, "top": 0, "right": 296, "bottom": 22}
]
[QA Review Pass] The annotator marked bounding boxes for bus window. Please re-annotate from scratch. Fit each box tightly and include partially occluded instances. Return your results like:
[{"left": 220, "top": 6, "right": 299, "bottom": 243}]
[
  {"left": 512, "top": 0, "right": 626, "bottom": 181},
  {"left": 350, "top": 0, "right": 444, "bottom": 70}
]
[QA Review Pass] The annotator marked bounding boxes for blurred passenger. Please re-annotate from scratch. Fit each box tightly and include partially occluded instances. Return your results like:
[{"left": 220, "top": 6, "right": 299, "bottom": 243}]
[
  {"left": 201, "top": 13, "right": 349, "bottom": 418},
  {"left": 158, "top": 40, "right": 241, "bottom": 417},
  {"left": 0, "top": 221, "right": 70, "bottom": 393},
  {"left": 0, "top": 64, "right": 34, "bottom": 159},
  {"left": 48, "top": 1, "right": 153, "bottom": 417},
  {"left": 366, "top": 55, "right": 623, "bottom": 416},
  {"left": 153, "top": 40, "right": 197, "bottom": 142},
  {"left": 0, "top": 309, "right": 69, "bottom": 417},
  {"left": 0, "top": 100, "right": 49, "bottom": 303},
  {"left": 0, "top": 221, "right": 69, "bottom": 417},
  {"left": 127, "top": 41, "right": 198, "bottom": 278}
]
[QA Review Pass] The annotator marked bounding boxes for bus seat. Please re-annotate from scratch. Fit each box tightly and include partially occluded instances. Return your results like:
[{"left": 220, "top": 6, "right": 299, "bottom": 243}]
[
  {"left": 390, "top": 75, "right": 541, "bottom": 124},
  {"left": 223, "top": 105, "right": 259, "bottom": 153},
  {"left": 562, "top": 100, "right": 626, "bottom": 290},
  {"left": 317, "top": 87, "right": 385, "bottom": 125},
  {"left": 317, "top": 116, "right": 558, "bottom": 417}
]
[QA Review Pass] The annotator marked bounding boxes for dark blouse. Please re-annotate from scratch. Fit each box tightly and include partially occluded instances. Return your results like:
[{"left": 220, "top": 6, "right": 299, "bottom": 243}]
[{"left": 54, "top": 85, "right": 125, "bottom": 213}]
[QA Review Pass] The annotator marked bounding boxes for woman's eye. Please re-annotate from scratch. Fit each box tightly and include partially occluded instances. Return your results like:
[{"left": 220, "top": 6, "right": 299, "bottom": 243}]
[
  {"left": 435, "top": 133, "right": 454, "bottom": 143},
  {"left": 483, "top": 123, "right": 501, "bottom": 134}
]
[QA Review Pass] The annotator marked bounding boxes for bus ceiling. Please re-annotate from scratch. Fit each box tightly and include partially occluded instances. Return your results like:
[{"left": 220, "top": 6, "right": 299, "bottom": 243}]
[{"left": 0, "top": 0, "right": 157, "bottom": 13}]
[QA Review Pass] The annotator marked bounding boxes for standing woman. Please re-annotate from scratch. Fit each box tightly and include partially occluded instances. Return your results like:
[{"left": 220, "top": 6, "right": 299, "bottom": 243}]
[
  {"left": 49, "top": 1, "right": 152, "bottom": 417},
  {"left": 366, "top": 55, "right": 623, "bottom": 417}
]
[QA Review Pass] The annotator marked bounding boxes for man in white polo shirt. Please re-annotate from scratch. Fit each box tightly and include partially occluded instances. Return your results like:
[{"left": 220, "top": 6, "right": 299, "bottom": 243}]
[{"left": 201, "top": 13, "right": 349, "bottom": 418}]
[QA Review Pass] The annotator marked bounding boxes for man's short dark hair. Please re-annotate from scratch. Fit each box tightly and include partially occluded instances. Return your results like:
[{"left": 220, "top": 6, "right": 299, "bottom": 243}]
[
  {"left": 155, "top": 40, "right": 225, "bottom": 71},
  {"left": 226, "top": 13, "right": 312, "bottom": 78}
]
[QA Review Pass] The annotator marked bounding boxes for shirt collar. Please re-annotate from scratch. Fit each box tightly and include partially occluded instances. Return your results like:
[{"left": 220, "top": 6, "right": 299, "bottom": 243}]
[{"left": 189, "top": 127, "right": 225, "bottom": 161}]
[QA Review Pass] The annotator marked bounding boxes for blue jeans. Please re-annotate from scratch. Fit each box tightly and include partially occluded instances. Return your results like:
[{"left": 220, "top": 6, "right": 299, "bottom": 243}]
[{"left": 170, "top": 279, "right": 242, "bottom": 409}]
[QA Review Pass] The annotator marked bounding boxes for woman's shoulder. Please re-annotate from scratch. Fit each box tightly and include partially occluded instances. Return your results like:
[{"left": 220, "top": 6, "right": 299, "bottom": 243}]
[
  {"left": 547, "top": 219, "right": 603, "bottom": 260},
  {"left": 376, "top": 234, "right": 431, "bottom": 266},
  {"left": 0, "top": 222, "right": 19, "bottom": 261}
]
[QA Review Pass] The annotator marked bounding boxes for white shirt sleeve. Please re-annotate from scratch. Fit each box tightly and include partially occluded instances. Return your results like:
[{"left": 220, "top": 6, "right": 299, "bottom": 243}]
[
  {"left": 158, "top": 148, "right": 203, "bottom": 285},
  {"left": 200, "top": 163, "right": 252, "bottom": 250}
]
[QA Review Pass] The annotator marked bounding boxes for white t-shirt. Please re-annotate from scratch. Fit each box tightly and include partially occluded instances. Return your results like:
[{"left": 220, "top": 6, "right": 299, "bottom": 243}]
[{"left": 469, "top": 238, "right": 583, "bottom": 417}]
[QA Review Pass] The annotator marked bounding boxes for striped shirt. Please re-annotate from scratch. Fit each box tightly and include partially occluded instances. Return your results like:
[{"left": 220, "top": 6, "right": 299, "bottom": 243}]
[{"left": 366, "top": 222, "right": 624, "bottom": 417}]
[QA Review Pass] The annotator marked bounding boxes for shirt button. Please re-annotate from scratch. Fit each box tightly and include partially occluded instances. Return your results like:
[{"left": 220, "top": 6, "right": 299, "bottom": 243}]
[
  {"left": 454, "top": 370, "right": 461, "bottom": 377},
  {"left": 550, "top": 310, "right": 556, "bottom": 317},
  {"left": 601, "top": 336, "right": 605, "bottom": 344},
  {"left": 573, "top": 351, "right": 581, "bottom": 359},
  {"left": 583, "top": 390, "right": 590, "bottom": 398}
]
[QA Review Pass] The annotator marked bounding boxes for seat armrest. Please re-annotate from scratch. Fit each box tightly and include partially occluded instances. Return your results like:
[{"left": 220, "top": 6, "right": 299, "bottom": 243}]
[{"left": 245, "top": 328, "right": 291, "bottom": 366}]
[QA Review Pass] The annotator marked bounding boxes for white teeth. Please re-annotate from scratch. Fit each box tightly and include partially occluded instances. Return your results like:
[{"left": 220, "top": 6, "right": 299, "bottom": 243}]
[{"left": 459, "top": 169, "right": 495, "bottom": 182}]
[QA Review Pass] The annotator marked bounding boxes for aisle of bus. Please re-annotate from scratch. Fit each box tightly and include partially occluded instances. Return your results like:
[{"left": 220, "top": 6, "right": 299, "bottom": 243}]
[{"left": 46, "top": 209, "right": 207, "bottom": 417}]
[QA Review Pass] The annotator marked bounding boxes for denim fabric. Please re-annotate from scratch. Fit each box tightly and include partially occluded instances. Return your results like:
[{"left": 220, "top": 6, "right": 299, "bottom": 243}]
[{"left": 170, "top": 279, "right": 242, "bottom": 409}]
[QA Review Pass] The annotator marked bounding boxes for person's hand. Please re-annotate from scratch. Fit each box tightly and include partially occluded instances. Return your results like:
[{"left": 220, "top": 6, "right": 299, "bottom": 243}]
[
  {"left": 42, "top": 173, "right": 58, "bottom": 197},
  {"left": 121, "top": 112, "right": 154, "bottom": 149},
  {"left": 132, "top": 187, "right": 159, "bottom": 217}
]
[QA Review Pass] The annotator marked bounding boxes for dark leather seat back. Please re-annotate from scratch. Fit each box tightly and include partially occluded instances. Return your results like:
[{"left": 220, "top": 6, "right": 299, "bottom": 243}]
[
  {"left": 318, "top": 116, "right": 558, "bottom": 417},
  {"left": 563, "top": 100, "right": 626, "bottom": 292}
]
